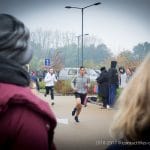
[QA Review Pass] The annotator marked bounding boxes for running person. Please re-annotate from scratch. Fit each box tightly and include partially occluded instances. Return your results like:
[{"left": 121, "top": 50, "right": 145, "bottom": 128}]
[
  {"left": 71, "top": 66, "right": 90, "bottom": 122},
  {"left": 44, "top": 68, "right": 57, "bottom": 105}
]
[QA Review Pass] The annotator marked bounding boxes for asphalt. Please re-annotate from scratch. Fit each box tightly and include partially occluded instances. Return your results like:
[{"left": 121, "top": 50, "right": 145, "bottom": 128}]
[{"left": 37, "top": 92, "right": 116, "bottom": 150}]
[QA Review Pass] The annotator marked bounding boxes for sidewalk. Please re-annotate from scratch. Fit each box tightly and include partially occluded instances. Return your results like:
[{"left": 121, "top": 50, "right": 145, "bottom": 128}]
[{"left": 36, "top": 92, "right": 116, "bottom": 150}]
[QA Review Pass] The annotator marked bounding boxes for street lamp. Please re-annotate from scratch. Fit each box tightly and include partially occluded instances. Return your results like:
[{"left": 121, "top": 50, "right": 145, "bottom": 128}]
[
  {"left": 65, "top": 2, "right": 101, "bottom": 66},
  {"left": 76, "top": 34, "right": 89, "bottom": 68}
]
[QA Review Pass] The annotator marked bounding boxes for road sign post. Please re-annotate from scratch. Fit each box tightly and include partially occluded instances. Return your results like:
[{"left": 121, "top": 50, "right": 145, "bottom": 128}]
[{"left": 45, "top": 58, "right": 50, "bottom": 66}]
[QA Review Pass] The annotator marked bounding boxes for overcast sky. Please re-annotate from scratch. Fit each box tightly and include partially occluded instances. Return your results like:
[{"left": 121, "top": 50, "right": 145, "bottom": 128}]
[{"left": 0, "top": 0, "right": 150, "bottom": 54}]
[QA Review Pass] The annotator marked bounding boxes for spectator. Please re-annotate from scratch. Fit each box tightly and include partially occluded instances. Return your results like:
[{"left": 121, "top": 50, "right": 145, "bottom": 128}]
[
  {"left": 118, "top": 66, "right": 127, "bottom": 88},
  {"left": 107, "top": 54, "right": 150, "bottom": 150},
  {"left": 96, "top": 67, "right": 109, "bottom": 109},
  {"left": 29, "top": 80, "right": 38, "bottom": 94},
  {"left": 30, "top": 71, "right": 40, "bottom": 91},
  {"left": 108, "top": 61, "right": 119, "bottom": 108},
  {"left": 126, "top": 67, "right": 132, "bottom": 83},
  {"left": 0, "top": 14, "right": 56, "bottom": 150}
]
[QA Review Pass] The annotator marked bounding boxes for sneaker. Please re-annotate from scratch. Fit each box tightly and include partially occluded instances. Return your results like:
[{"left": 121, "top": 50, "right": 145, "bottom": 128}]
[
  {"left": 72, "top": 108, "right": 76, "bottom": 116},
  {"left": 75, "top": 116, "right": 79, "bottom": 123},
  {"left": 44, "top": 93, "right": 47, "bottom": 97},
  {"left": 107, "top": 105, "right": 110, "bottom": 109},
  {"left": 51, "top": 102, "right": 54, "bottom": 105}
]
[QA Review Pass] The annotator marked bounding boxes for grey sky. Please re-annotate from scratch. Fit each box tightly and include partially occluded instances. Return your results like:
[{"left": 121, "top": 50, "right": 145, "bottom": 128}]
[{"left": 0, "top": 0, "right": 150, "bottom": 54}]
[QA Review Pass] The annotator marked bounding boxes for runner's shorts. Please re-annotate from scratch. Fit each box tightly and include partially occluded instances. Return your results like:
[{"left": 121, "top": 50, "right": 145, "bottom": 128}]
[{"left": 74, "top": 92, "right": 87, "bottom": 105}]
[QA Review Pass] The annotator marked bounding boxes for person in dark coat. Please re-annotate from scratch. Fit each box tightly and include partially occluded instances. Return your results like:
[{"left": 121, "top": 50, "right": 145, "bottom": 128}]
[
  {"left": 108, "top": 61, "right": 119, "bottom": 108},
  {"left": 0, "top": 14, "right": 57, "bottom": 150},
  {"left": 96, "top": 67, "right": 109, "bottom": 108},
  {"left": 106, "top": 54, "right": 150, "bottom": 150}
]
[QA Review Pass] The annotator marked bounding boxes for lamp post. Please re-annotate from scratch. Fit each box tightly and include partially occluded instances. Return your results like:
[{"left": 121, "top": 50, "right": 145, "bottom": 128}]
[
  {"left": 65, "top": 2, "right": 101, "bottom": 66},
  {"left": 76, "top": 34, "right": 89, "bottom": 67}
]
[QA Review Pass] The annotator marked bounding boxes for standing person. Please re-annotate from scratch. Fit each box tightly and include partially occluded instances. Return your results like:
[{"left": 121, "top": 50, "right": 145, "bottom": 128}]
[
  {"left": 71, "top": 66, "right": 90, "bottom": 122},
  {"left": 44, "top": 68, "right": 57, "bottom": 105},
  {"left": 126, "top": 67, "right": 132, "bottom": 83},
  {"left": 96, "top": 67, "right": 109, "bottom": 109},
  {"left": 108, "top": 61, "right": 119, "bottom": 108},
  {"left": 107, "top": 54, "right": 150, "bottom": 150},
  {"left": 30, "top": 80, "right": 38, "bottom": 94},
  {"left": 118, "top": 66, "right": 127, "bottom": 89},
  {"left": 30, "top": 71, "right": 40, "bottom": 91},
  {"left": 0, "top": 14, "right": 57, "bottom": 150}
]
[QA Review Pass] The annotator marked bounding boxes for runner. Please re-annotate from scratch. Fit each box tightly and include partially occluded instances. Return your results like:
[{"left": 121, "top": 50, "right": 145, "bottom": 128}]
[
  {"left": 44, "top": 68, "right": 57, "bottom": 105},
  {"left": 71, "top": 66, "right": 90, "bottom": 122}
]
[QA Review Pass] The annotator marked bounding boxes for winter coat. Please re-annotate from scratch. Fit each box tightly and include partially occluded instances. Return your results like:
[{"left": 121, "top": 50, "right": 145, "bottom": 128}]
[
  {"left": 108, "top": 68, "right": 119, "bottom": 86},
  {"left": 96, "top": 70, "right": 109, "bottom": 98},
  {"left": 0, "top": 83, "right": 57, "bottom": 150},
  {"left": 0, "top": 56, "right": 57, "bottom": 150}
]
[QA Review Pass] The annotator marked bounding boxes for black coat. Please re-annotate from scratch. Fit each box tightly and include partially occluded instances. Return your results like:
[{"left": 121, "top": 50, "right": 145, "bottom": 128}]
[
  {"left": 108, "top": 67, "right": 119, "bottom": 86},
  {"left": 96, "top": 70, "right": 109, "bottom": 98}
]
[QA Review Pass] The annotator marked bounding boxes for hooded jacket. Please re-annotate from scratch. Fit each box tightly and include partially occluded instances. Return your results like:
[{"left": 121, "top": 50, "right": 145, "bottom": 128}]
[
  {"left": 0, "top": 83, "right": 57, "bottom": 150},
  {"left": 0, "top": 14, "right": 56, "bottom": 150},
  {"left": 0, "top": 57, "right": 57, "bottom": 150},
  {"left": 108, "top": 61, "right": 119, "bottom": 85}
]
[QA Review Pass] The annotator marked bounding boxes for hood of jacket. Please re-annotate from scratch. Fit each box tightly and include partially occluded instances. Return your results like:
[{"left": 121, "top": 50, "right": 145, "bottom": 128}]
[{"left": 0, "top": 83, "right": 56, "bottom": 129}]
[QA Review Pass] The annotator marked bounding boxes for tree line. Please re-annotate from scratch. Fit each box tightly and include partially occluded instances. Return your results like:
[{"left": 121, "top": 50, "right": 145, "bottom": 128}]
[{"left": 29, "top": 29, "right": 150, "bottom": 71}]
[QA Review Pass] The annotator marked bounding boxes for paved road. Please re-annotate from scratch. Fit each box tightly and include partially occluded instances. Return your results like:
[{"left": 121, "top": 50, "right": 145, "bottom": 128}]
[{"left": 38, "top": 92, "right": 116, "bottom": 150}]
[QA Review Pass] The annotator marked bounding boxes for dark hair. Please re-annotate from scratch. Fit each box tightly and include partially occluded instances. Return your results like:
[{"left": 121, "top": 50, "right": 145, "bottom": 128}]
[
  {"left": 80, "top": 66, "right": 85, "bottom": 70},
  {"left": 100, "top": 67, "right": 106, "bottom": 71},
  {"left": 111, "top": 61, "right": 117, "bottom": 68},
  {"left": 119, "top": 67, "right": 125, "bottom": 74}
]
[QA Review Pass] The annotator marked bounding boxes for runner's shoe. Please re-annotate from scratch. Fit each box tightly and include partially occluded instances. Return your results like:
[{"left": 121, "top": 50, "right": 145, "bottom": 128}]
[
  {"left": 75, "top": 116, "right": 79, "bottom": 123},
  {"left": 72, "top": 108, "right": 76, "bottom": 116}
]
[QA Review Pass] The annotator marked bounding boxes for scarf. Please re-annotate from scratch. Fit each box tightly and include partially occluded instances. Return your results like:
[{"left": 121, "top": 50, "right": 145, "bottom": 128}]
[{"left": 0, "top": 56, "right": 30, "bottom": 86}]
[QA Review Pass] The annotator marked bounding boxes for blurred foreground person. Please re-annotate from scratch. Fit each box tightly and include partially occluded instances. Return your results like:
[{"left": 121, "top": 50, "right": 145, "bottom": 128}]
[
  {"left": 0, "top": 14, "right": 57, "bottom": 150},
  {"left": 107, "top": 54, "right": 150, "bottom": 150}
]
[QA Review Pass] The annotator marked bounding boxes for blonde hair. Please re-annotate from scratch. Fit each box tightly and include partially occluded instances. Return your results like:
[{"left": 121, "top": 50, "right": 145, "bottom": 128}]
[{"left": 110, "top": 54, "right": 150, "bottom": 141}]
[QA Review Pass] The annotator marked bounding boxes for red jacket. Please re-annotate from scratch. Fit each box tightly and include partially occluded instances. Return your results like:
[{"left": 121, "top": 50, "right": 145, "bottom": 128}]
[{"left": 0, "top": 83, "right": 57, "bottom": 150}]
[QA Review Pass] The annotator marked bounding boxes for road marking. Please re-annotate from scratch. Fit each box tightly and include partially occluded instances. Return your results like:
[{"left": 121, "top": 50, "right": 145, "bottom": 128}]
[{"left": 57, "top": 118, "right": 68, "bottom": 124}]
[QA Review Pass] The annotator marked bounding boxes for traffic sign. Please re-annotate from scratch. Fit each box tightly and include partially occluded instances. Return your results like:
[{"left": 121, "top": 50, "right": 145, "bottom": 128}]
[{"left": 45, "top": 58, "right": 50, "bottom": 66}]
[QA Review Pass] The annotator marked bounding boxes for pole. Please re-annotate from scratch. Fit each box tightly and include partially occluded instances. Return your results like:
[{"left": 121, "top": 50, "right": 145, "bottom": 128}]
[
  {"left": 77, "top": 36, "right": 80, "bottom": 68},
  {"left": 81, "top": 8, "right": 84, "bottom": 66},
  {"left": 65, "top": 2, "right": 101, "bottom": 66}
]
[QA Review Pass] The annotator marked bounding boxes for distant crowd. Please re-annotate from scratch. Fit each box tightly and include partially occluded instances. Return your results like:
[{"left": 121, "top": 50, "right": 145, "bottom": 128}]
[{"left": 96, "top": 60, "right": 135, "bottom": 109}]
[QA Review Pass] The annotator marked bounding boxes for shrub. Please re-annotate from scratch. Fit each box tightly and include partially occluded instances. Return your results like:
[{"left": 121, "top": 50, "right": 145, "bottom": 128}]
[
  {"left": 116, "top": 88, "right": 123, "bottom": 99},
  {"left": 40, "top": 79, "right": 98, "bottom": 96},
  {"left": 88, "top": 81, "right": 97, "bottom": 95},
  {"left": 39, "top": 80, "right": 45, "bottom": 89},
  {"left": 55, "top": 80, "right": 74, "bottom": 95}
]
